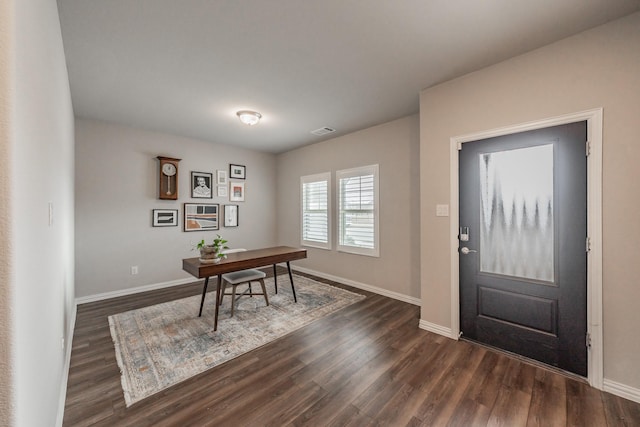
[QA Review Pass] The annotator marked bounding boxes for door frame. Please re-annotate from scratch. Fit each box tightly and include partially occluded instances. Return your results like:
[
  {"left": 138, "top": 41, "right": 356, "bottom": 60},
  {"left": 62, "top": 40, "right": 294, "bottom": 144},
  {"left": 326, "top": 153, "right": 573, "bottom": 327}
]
[{"left": 449, "top": 108, "right": 603, "bottom": 389}]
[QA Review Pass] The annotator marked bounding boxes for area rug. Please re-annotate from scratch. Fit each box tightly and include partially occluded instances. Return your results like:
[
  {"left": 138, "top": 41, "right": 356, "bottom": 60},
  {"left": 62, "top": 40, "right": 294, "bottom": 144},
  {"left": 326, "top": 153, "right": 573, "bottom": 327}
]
[{"left": 108, "top": 274, "right": 365, "bottom": 406}]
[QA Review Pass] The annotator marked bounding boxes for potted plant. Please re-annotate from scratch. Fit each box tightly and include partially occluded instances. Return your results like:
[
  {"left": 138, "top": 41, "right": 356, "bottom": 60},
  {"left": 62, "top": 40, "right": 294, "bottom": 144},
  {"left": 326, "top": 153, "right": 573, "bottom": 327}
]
[{"left": 196, "top": 234, "right": 229, "bottom": 264}]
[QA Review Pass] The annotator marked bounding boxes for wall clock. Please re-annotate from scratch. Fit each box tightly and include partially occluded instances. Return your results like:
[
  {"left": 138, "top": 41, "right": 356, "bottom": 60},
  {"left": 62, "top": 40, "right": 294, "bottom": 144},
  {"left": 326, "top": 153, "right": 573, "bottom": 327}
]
[{"left": 157, "top": 156, "right": 181, "bottom": 200}]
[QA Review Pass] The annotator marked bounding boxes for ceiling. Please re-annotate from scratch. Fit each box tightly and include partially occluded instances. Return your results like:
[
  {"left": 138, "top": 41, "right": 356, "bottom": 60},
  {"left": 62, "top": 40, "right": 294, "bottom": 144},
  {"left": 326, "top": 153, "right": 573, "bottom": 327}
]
[{"left": 57, "top": 0, "right": 640, "bottom": 153}]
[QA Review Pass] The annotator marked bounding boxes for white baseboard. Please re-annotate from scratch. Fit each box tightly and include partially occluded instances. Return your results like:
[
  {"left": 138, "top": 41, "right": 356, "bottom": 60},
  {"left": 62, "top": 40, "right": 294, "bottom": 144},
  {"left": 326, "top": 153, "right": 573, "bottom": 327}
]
[
  {"left": 75, "top": 277, "right": 198, "bottom": 304},
  {"left": 291, "top": 266, "right": 421, "bottom": 306},
  {"left": 77, "top": 269, "right": 421, "bottom": 307},
  {"left": 604, "top": 378, "right": 640, "bottom": 404},
  {"left": 56, "top": 302, "right": 77, "bottom": 427},
  {"left": 418, "top": 319, "right": 455, "bottom": 339}
]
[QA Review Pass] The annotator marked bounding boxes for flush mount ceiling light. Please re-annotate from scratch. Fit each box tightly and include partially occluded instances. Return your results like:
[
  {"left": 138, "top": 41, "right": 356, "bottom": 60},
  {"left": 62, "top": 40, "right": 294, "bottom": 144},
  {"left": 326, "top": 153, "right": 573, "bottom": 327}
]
[{"left": 236, "top": 110, "right": 262, "bottom": 126}]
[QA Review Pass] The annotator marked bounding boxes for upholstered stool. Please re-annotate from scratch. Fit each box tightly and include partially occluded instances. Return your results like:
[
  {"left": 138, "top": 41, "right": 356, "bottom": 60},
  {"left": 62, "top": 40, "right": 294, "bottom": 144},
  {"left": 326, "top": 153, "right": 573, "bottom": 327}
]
[{"left": 219, "top": 268, "right": 269, "bottom": 316}]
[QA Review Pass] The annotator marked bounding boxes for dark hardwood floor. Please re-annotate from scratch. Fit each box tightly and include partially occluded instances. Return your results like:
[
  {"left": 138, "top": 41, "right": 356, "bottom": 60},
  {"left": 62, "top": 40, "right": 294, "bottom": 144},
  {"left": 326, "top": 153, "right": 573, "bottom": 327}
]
[{"left": 63, "top": 269, "right": 640, "bottom": 426}]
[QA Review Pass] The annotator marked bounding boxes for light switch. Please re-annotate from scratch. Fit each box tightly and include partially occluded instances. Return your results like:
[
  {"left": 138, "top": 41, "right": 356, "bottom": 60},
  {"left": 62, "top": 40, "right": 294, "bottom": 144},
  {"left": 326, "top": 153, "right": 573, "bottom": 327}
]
[
  {"left": 436, "top": 204, "right": 449, "bottom": 217},
  {"left": 48, "top": 202, "right": 53, "bottom": 226}
]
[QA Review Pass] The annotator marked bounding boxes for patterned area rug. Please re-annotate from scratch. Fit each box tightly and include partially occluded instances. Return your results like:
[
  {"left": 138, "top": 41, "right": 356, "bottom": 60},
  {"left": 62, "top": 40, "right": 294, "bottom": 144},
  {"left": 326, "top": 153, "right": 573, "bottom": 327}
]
[{"left": 108, "top": 274, "right": 365, "bottom": 406}]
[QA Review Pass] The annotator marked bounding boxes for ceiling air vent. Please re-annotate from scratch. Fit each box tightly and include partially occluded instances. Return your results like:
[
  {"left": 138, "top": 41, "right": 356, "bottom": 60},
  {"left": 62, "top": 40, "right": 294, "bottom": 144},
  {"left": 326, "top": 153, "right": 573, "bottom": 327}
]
[{"left": 310, "top": 127, "right": 336, "bottom": 136}]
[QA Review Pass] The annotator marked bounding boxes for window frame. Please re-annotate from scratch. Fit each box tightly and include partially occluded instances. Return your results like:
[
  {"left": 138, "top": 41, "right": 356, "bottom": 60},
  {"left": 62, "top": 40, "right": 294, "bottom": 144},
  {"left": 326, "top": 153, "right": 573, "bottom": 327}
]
[
  {"left": 336, "top": 164, "right": 380, "bottom": 257},
  {"left": 300, "top": 172, "right": 332, "bottom": 250}
]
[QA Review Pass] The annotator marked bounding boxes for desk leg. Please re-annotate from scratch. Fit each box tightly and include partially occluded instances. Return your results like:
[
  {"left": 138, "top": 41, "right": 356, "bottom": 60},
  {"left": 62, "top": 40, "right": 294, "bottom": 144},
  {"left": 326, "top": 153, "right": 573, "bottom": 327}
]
[
  {"left": 198, "top": 277, "right": 210, "bottom": 317},
  {"left": 287, "top": 261, "right": 297, "bottom": 303},
  {"left": 273, "top": 264, "right": 278, "bottom": 294},
  {"left": 214, "top": 274, "right": 222, "bottom": 331}
]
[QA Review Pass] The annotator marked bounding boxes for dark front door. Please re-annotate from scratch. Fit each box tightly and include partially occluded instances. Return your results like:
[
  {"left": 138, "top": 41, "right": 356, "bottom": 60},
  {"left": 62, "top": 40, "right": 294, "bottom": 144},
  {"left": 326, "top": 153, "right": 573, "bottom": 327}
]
[{"left": 459, "top": 121, "right": 587, "bottom": 376}]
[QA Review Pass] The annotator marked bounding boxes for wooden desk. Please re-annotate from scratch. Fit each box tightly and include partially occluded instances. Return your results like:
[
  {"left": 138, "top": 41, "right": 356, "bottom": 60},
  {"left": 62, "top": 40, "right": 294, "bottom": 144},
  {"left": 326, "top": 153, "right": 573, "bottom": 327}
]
[{"left": 182, "top": 246, "right": 307, "bottom": 331}]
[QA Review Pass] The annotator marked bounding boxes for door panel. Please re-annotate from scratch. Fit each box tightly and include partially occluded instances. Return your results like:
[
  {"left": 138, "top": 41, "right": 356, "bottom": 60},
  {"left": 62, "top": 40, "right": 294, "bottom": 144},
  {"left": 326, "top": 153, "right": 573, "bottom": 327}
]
[
  {"left": 478, "top": 286, "right": 557, "bottom": 334},
  {"left": 459, "top": 121, "right": 587, "bottom": 376}
]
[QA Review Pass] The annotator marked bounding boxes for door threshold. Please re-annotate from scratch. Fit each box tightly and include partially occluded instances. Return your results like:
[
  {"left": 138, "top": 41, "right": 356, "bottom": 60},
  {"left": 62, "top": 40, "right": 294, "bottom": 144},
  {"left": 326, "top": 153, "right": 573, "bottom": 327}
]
[{"left": 460, "top": 337, "right": 588, "bottom": 384}]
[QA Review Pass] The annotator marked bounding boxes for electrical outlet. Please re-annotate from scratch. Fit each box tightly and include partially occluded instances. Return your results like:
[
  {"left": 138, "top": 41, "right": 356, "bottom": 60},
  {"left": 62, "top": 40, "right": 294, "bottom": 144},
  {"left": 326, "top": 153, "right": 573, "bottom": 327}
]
[{"left": 131, "top": 266, "right": 139, "bottom": 275}]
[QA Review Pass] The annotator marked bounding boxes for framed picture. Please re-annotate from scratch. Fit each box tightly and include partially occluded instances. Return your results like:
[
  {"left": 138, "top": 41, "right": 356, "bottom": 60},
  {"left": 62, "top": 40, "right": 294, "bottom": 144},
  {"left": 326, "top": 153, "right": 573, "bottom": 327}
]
[
  {"left": 224, "top": 205, "right": 239, "bottom": 227},
  {"left": 229, "top": 164, "right": 246, "bottom": 179},
  {"left": 191, "top": 171, "right": 213, "bottom": 199},
  {"left": 152, "top": 209, "right": 178, "bottom": 227},
  {"left": 216, "top": 170, "right": 228, "bottom": 185},
  {"left": 229, "top": 181, "right": 245, "bottom": 202},
  {"left": 184, "top": 203, "right": 219, "bottom": 231},
  {"left": 217, "top": 185, "right": 228, "bottom": 198}
]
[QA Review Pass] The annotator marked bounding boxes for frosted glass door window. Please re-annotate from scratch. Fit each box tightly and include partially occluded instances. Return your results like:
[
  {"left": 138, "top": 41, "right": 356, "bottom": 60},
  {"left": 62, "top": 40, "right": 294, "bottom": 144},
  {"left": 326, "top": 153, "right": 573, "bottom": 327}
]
[{"left": 479, "top": 144, "right": 554, "bottom": 282}]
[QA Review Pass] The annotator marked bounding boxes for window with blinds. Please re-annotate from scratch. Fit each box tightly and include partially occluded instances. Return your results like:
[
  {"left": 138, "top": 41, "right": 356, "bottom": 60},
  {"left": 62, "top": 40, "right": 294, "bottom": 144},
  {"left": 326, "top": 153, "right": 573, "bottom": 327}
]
[
  {"left": 337, "top": 164, "right": 379, "bottom": 257},
  {"left": 300, "top": 172, "right": 331, "bottom": 249}
]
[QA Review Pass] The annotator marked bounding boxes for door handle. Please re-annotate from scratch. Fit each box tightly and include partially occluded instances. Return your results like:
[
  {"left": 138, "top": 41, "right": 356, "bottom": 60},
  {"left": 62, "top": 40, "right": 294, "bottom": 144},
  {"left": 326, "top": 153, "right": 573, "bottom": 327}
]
[{"left": 460, "top": 247, "right": 477, "bottom": 255}]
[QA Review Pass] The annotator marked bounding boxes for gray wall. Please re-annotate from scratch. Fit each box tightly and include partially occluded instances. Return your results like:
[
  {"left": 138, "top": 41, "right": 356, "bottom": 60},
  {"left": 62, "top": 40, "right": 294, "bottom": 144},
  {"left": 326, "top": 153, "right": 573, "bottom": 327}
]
[
  {"left": 0, "top": 0, "right": 12, "bottom": 422},
  {"left": 419, "top": 12, "right": 640, "bottom": 391},
  {"left": 277, "top": 115, "right": 421, "bottom": 301},
  {"left": 5, "top": 0, "right": 76, "bottom": 425},
  {"left": 74, "top": 119, "right": 278, "bottom": 298}
]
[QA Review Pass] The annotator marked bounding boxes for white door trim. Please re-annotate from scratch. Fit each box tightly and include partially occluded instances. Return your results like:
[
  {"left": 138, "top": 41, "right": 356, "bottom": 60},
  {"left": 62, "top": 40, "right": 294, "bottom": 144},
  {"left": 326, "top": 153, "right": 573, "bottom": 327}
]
[{"left": 449, "top": 108, "right": 603, "bottom": 389}]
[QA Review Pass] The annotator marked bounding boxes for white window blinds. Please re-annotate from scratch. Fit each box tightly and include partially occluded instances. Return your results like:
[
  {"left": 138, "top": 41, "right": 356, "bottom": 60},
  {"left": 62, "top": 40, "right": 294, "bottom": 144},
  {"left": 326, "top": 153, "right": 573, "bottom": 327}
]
[
  {"left": 301, "top": 172, "right": 331, "bottom": 249},
  {"left": 337, "top": 164, "right": 379, "bottom": 257}
]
